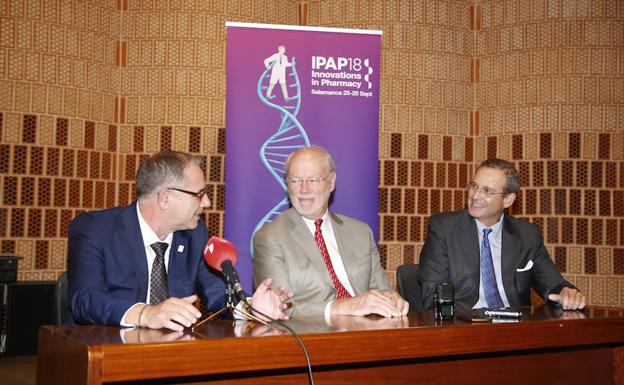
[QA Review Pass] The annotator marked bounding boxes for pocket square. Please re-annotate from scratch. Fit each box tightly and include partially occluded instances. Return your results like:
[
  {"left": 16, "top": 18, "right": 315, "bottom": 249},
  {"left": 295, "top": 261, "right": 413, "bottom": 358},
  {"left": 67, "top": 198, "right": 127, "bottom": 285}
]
[{"left": 516, "top": 260, "right": 534, "bottom": 272}]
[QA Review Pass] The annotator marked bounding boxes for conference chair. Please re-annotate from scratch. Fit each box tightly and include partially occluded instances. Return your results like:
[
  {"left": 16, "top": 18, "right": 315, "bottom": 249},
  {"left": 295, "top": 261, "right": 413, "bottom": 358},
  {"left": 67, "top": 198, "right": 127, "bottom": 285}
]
[
  {"left": 55, "top": 271, "right": 70, "bottom": 326},
  {"left": 396, "top": 263, "right": 423, "bottom": 311}
]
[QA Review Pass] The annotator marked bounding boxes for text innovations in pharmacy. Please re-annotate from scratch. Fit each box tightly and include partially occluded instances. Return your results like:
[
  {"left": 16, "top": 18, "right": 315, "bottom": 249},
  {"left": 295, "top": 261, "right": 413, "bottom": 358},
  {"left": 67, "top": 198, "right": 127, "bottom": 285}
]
[{"left": 311, "top": 71, "right": 363, "bottom": 89}]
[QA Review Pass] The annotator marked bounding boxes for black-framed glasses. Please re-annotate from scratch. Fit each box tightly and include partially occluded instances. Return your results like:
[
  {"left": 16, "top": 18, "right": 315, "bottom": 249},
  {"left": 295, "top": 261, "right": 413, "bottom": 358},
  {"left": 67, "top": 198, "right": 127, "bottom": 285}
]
[
  {"left": 466, "top": 182, "right": 508, "bottom": 198},
  {"left": 168, "top": 185, "right": 210, "bottom": 200},
  {"left": 285, "top": 174, "right": 331, "bottom": 188}
]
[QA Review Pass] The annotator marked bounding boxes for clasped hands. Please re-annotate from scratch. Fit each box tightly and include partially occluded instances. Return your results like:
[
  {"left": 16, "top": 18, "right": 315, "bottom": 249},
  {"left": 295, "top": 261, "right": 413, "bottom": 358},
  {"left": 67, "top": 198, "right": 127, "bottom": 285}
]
[
  {"left": 137, "top": 278, "right": 293, "bottom": 331},
  {"left": 331, "top": 290, "right": 409, "bottom": 318}
]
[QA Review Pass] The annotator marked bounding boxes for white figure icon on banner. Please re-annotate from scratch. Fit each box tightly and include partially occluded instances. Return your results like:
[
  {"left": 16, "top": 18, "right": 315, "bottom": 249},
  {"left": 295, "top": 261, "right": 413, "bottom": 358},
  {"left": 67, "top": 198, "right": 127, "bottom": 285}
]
[{"left": 264, "top": 45, "right": 293, "bottom": 100}]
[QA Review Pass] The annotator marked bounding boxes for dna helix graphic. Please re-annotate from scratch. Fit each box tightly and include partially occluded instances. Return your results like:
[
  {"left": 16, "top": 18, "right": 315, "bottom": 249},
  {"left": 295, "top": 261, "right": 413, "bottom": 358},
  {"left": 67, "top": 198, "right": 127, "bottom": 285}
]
[{"left": 250, "top": 57, "right": 309, "bottom": 257}]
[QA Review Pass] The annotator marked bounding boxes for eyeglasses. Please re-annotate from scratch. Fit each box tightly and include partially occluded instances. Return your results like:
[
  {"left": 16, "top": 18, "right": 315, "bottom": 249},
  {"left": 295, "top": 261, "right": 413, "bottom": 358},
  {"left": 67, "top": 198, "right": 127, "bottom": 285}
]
[
  {"left": 285, "top": 174, "right": 331, "bottom": 188},
  {"left": 466, "top": 182, "right": 508, "bottom": 198},
  {"left": 168, "top": 185, "right": 210, "bottom": 200}
]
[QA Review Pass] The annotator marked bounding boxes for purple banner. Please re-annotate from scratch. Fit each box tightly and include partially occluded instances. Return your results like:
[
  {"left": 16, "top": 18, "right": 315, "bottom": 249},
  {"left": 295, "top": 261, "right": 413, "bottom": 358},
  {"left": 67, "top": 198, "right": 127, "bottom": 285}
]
[{"left": 224, "top": 22, "right": 381, "bottom": 291}]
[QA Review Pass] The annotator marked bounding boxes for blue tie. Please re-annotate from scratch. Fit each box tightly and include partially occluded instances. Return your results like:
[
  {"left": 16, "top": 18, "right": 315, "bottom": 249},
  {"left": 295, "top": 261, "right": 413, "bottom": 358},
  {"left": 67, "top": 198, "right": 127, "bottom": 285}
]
[{"left": 481, "top": 228, "right": 504, "bottom": 308}]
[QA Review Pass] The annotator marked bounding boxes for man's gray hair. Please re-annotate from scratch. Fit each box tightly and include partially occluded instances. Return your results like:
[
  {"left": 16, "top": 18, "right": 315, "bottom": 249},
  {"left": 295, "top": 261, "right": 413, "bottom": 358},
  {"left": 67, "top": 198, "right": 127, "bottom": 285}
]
[{"left": 135, "top": 151, "right": 202, "bottom": 199}]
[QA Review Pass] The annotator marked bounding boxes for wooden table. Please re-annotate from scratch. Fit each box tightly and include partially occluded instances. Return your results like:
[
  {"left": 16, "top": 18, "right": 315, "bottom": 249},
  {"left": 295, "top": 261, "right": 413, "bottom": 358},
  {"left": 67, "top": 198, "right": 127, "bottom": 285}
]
[{"left": 37, "top": 306, "right": 624, "bottom": 385}]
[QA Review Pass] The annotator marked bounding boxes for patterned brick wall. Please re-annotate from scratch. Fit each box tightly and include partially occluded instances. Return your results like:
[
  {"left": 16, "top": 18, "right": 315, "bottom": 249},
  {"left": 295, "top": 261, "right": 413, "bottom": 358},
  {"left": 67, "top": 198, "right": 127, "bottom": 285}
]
[
  {"left": 474, "top": 0, "right": 624, "bottom": 306},
  {"left": 0, "top": 0, "right": 298, "bottom": 281},
  {"left": 0, "top": 0, "right": 622, "bottom": 307},
  {"left": 0, "top": 0, "right": 120, "bottom": 281}
]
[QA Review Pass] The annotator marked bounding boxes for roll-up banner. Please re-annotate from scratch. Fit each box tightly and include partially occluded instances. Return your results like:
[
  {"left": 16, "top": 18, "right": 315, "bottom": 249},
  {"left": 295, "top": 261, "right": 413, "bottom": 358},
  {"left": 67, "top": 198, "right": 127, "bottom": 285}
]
[{"left": 224, "top": 22, "right": 382, "bottom": 290}]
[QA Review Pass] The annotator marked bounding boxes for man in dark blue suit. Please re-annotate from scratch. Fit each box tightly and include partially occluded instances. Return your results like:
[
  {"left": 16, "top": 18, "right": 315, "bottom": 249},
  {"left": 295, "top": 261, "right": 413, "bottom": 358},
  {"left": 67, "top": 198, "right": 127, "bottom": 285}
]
[{"left": 68, "top": 151, "right": 291, "bottom": 331}]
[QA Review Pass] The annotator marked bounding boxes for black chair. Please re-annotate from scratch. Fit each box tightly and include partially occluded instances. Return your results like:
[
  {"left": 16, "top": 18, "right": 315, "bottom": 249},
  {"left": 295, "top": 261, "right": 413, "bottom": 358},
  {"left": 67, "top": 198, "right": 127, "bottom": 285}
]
[
  {"left": 396, "top": 263, "right": 422, "bottom": 311},
  {"left": 55, "top": 271, "right": 70, "bottom": 326}
]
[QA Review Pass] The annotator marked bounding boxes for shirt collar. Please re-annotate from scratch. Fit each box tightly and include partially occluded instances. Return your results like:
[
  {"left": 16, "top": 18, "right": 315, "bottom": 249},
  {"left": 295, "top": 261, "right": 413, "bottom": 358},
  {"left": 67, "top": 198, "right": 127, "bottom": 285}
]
[
  {"left": 474, "top": 213, "right": 504, "bottom": 237},
  {"left": 301, "top": 210, "right": 329, "bottom": 226},
  {"left": 136, "top": 203, "right": 173, "bottom": 248}
]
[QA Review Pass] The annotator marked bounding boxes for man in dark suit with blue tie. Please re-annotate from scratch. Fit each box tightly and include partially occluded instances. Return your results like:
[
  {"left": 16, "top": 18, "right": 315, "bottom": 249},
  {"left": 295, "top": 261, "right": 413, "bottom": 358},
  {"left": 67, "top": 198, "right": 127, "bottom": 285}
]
[
  {"left": 68, "top": 150, "right": 291, "bottom": 331},
  {"left": 418, "top": 158, "right": 586, "bottom": 312}
]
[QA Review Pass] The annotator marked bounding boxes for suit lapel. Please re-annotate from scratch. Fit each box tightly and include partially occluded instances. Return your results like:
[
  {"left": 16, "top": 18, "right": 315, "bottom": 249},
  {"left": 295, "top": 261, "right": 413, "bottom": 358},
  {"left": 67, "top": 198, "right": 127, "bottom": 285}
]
[
  {"left": 458, "top": 210, "right": 480, "bottom": 303},
  {"left": 285, "top": 209, "right": 335, "bottom": 290},
  {"left": 501, "top": 216, "right": 521, "bottom": 303},
  {"left": 115, "top": 203, "right": 149, "bottom": 300},
  {"left": 169, "top": 231, "right": 189, "bottom": 286}
]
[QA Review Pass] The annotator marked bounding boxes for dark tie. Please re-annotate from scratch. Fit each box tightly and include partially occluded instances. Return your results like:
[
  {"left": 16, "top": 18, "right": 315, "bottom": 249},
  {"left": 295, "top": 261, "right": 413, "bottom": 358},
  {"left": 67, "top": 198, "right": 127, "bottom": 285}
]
[
  {"left": 150, "top": 242, "right": 169, "bottom": 305},
  {"left": 480, "top": 228, "right": 504, "bottom": 308},
  {"left": 314, "top": 219, "right": 351, "bottom": 300}
]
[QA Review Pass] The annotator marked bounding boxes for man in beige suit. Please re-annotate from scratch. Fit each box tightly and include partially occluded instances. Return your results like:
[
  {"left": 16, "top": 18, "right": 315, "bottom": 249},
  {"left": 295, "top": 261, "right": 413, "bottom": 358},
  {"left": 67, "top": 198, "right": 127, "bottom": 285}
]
[{"left": 253, "top": 146, "right": 408, "bottom": 318}]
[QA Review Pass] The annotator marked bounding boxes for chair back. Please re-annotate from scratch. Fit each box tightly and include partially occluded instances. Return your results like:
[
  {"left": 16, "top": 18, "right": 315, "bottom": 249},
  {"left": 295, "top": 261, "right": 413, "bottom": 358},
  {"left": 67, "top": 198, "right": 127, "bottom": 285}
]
[
  {"left": 55, "top": 271, "right": 70, "bottom": 326},
  {"left": 396, "top": 263, "right": 423, "bottom": 311}
]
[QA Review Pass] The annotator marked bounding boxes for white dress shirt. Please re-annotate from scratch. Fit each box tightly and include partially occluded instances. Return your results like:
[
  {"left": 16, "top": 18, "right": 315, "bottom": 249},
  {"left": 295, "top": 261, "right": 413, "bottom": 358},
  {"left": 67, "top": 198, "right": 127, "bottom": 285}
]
[
  {"left": 120, "top": 204, "right": 173, "bottom": 326},
  {"left": 301, "top": 212, "right": 355, "bottom": 319},
  {"left": 473, "top": 214, "right": 511, "bottom": 309}
]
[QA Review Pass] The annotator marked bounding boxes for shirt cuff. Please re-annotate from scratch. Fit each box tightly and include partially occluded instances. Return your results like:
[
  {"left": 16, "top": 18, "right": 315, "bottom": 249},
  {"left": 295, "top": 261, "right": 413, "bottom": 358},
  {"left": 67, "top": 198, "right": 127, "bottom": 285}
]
[
  {"left": 324, "top": 300, "right": 334, "bottom": 324},
  {"left": 120, "top": 303, "right": 145, "bottom": 327}
]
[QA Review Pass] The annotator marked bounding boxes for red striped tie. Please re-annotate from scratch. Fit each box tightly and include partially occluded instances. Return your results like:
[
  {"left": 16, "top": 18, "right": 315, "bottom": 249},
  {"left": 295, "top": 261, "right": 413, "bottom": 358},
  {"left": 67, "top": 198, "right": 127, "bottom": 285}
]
[{"left": 314, "top": 219, "right": 351, "bottom": 300}]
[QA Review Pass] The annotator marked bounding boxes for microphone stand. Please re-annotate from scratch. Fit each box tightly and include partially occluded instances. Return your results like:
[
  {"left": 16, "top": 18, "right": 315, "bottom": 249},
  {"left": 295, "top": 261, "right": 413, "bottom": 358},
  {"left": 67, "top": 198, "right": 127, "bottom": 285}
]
[{"left": 192, "top": 281, "right": 268, "bottom": 331}]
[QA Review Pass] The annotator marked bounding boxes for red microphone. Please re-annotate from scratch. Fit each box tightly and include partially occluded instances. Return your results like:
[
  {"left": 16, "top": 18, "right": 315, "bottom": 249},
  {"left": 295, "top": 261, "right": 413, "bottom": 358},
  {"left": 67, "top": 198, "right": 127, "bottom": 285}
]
[
  {"left": 204, "top": 236, "right": 238, "bottom": 270},
  {"left": 204, "top": 236, "right": 246, "bottom": 302}
]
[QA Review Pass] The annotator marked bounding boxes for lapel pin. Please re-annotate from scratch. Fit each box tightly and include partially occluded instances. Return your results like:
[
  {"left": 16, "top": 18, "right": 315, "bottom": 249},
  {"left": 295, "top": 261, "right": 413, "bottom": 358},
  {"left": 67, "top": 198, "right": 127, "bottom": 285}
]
[{"left": 177, "top": 245, "right": 184, "bottom": 253}]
